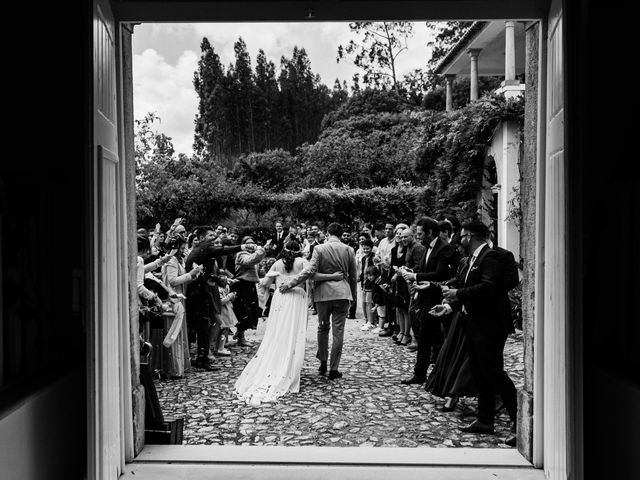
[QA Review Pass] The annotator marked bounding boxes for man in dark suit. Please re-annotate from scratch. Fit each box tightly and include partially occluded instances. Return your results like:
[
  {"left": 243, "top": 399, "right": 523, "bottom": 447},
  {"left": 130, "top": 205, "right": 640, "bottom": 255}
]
[
  {"left": 269, "top": 221, "right": 286, "bottom": 256},
  {"left": 342, "top": 231, "right": 358, "bottom": 319},
  {"left": 432, "top": 220, "right": 518, "bottom": 437},
  {"left": 399, "top": 217, "right": 453, "bottom": 384}
]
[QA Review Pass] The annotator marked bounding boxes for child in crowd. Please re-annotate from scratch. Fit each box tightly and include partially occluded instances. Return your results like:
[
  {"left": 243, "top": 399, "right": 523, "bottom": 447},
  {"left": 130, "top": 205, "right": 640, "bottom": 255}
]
[
  {"left": 217, "top": 283, "right": 237, "bottom": 356},
  {"left": 359, "top": 239, "right": 376, "bottom": 330},
  {"left": 377, "top": 254, "right": 396, "bottom": 335},
  {"left": 367, "top": 265, "right": 387, "bottom": 334}
]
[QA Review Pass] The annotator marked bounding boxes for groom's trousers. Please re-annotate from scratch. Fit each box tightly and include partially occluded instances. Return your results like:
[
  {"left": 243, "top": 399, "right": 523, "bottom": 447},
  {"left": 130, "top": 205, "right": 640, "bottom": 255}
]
[{"left": 316, "top": 299, "right": 350, "bottom": 371}]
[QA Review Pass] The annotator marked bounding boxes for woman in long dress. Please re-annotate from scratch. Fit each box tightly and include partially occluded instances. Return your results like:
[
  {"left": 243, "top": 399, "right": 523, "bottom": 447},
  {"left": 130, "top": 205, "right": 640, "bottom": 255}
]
[
  {"left": 234, "top": 241, "right": 342, "bottom": 406},
  {"left": 424, "top": 253, "right": 478, "bottom": 411},
  {"left": 162, "top": 237, "right": 200, "bottom": 377}
]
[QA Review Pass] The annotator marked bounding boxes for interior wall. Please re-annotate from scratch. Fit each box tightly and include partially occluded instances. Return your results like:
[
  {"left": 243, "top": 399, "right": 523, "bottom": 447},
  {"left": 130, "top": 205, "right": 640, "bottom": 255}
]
[
  {"left": 0, "top": 371, "right": 85, "bottom": 480},
  {"left": 0, "top": 0, "right": 91, "bottom": 478},
  {"left": 570, "top": 0, "right": 640, "bottom": 478}
]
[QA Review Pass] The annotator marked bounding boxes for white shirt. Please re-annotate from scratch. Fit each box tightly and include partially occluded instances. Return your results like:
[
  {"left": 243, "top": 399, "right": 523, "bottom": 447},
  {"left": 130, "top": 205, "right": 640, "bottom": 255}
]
[
  {"left": 375, "top": 236, "right": 396, "bottom": 264},
  {"left": 442, "top": 242, "right": 487, "bottom": 315},
  {"left": 423, "top": 237, "right": 438, "bottom": 268},
  {"left": 464, "top": 243, "right": 487, "bottom": 285}
]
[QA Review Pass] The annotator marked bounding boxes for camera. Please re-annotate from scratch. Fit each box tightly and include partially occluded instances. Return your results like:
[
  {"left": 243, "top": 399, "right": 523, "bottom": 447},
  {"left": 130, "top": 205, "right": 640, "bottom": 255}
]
[{"left": 165, "top": 233, "right": 185, "bottom": 250}]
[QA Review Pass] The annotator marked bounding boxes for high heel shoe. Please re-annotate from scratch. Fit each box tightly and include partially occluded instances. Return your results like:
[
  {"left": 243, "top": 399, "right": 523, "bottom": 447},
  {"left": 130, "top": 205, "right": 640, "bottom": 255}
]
[
  {"left": 441, "top": 395, "right": 459, "bottom": 412},
  {"left": 394, "top": 333, "right": 405, "bottom": 344},
  {"left": 400, "top": 334, "right": 411, "bottom": 346}
]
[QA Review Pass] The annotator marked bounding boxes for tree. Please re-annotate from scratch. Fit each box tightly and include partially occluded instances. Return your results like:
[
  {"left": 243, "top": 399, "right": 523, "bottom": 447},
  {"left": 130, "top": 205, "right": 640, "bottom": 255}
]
[
  {"left": 321, "top": 88, "right": 410, "bottom": 130},
  {"left": 427, "top": 21, "right": 474, "bottom": 67},
  {"left": 278, "top": 47, "right": 335, "bottom": 152},
  {"left": 337, "top": 22, "right": 414, "bottom": 95},
  {"left": 230, "top": 149, "right": 301, "bottom": 192},
  {"left": 192, "top": 38, "right": 227, "bottom": 163},
  {"left": 229, "top": 38, "right": 255, "bottom": 155},
  {"left": 253, "top": 49, "right": 279, "bottom": 151},
  {"left": 298, "top": 110, "right": 427, "bottom": 189},
  {"left": 135, "top": 112, "right": 175, "bottom": 184}
]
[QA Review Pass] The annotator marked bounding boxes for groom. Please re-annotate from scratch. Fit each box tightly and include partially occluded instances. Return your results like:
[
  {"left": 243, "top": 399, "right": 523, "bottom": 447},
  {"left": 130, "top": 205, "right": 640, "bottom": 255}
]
[{"left": 279, "top": 222, "right": 357, "bottom": 380}]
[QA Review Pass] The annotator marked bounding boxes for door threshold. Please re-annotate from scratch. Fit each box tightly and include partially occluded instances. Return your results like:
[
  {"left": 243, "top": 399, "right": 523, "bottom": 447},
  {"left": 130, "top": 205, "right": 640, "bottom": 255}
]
[{"left": 123, "top": 445, "right": 544, "bottom": 479}]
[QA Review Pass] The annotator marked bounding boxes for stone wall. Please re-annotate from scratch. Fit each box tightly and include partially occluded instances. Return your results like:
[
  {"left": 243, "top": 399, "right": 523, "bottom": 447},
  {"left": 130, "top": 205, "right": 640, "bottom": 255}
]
[
  {"left": 122, "top": 25, "right": 146, "bottom": 456},
  {"left": 517, "top": 20, "right": 540, "bottom": 462}
]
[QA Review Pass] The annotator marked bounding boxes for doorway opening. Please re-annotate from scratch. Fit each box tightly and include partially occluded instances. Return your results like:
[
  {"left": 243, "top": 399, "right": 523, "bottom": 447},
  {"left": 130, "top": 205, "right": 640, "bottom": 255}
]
[{"left": 129, "top": 17, "right": 533, "bottom": 459}]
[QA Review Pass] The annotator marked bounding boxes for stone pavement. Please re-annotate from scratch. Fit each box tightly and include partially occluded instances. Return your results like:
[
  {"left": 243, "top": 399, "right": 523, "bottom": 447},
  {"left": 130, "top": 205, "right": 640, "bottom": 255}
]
[{"left": 154, "top": 302, "right": 523, "bottom": 448}]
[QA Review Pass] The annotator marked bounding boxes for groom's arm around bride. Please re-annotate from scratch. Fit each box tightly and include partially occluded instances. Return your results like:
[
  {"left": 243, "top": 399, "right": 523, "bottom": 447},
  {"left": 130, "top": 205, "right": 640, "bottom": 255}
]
[
  {"left": 279, "top": 224, "right": 357, "bottom": 303},
  {"left": 279, "top": 222, "right": 357, "bottom": 379}
]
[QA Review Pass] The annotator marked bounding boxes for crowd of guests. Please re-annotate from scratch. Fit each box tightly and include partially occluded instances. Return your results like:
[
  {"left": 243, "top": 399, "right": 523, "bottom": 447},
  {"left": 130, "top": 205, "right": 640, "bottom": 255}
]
[{"left": 136, "top": 214, "right": 521, "bottom": 444}]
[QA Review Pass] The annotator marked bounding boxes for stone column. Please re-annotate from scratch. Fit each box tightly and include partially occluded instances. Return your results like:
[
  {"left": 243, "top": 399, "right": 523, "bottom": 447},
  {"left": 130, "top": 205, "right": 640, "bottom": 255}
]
[
  {"left": 445, "top": 74, "right": 455, "bottom": 111},
  {"left": 468, "top": 48, "right": 481, "bottom": 101},
  {"left": 505, "top": 21, "right": 517, "bottom": 82}
]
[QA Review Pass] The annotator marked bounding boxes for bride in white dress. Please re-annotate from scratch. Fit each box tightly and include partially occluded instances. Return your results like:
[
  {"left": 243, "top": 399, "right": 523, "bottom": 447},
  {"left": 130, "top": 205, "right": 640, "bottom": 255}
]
[{"left": 234, "top": 240, "right": 342, "bottom": 406}]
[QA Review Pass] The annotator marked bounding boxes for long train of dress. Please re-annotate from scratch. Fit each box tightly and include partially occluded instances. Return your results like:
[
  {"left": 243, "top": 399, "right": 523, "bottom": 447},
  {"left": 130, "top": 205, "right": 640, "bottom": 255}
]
[{"left": 234, "top": 259, "right": 308, "bottom": 406}]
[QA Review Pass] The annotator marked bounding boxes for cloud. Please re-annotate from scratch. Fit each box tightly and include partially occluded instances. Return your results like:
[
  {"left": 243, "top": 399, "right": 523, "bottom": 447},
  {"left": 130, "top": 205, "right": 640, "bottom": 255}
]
[{"left": 133, "top": 48, "right": 199, "bottom": 156}]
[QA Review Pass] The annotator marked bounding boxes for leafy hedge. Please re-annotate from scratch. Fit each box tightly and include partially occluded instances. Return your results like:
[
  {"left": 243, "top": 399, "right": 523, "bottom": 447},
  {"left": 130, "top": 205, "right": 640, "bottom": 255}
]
[
  {"left": 137, "top": 182, "right": 434, "bottom": 230},
  {"left": 136, "top": 91, "right": 524, "bottom": 230}
]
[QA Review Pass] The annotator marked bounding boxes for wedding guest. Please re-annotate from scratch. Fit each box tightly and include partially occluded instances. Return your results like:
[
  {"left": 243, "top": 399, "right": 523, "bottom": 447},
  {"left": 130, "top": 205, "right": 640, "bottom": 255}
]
[
  {"left": 162, "top": 235, "right": 201, "bottom": 377},
  {"left": 368, "top": 265, "right": 387, "bottom": 333},
  {"left": 208, "top": 236, "right": 236, "bottom": 359},
  {"left": 433, "top": 220, "right": 518, "bottom": 440},
  {"left": 231, "top": 236, "right": 267, "bottom": 346},
  {"left": 390, "top": 223, "right": 410, "bottom": 345},
  {"left": 358, "top": 239, "right": 376, "bottom": 330},
  {"left": 375, "top": 222, "right": 397, "bottom": 338},
  {"left": 372, "top": 223, "right": 385, "bottom": 247},
  {"left": 185, "top": 226, "right": 248, "bottom": 370},
  {"left": 439, "top": 220, "right": 462, "bottom": 275},
  {"left": 342, "top": 231, "right": 358, "bottom": 319},
  {"left": 398, "top": 227, "right": 426, "bottom": 351},
  {"left": 270, "top": 221, "right": 286, "bottom": 256},
  {"left": 137, "top": 233, "right": 164, "bottom": 341},
  {"left": 400, "top": 216, "right": 453, "bottom": 385},
  {"left": 216, "top": 283, "right": 237, "bottom": 356},
  {"left": 424, "top": 238, "right": 472, "bottom": 412}
]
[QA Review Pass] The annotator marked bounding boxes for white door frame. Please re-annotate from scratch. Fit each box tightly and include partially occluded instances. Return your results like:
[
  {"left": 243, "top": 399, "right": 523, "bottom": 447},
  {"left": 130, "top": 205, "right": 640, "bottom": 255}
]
[{"left": 88, "top": 1, "right": 583, "bottom": 478}]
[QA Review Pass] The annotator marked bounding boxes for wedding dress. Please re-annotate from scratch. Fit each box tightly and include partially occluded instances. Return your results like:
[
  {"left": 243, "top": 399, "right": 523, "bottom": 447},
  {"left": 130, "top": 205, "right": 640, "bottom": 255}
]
[{"left": 234, "top": 257, "right": 309, "bottom": 406}]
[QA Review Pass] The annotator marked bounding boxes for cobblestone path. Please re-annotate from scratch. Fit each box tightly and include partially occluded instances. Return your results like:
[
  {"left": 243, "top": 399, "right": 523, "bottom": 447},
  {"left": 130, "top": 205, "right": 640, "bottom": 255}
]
[{"left": 154, "top": 302, "right": 523, "bottom": 448}]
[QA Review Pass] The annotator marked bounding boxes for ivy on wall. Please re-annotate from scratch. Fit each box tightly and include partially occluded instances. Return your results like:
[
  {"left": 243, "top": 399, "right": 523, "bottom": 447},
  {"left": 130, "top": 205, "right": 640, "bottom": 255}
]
[{"left": 418, "top": 93, "right": 525, "bottom": 221}]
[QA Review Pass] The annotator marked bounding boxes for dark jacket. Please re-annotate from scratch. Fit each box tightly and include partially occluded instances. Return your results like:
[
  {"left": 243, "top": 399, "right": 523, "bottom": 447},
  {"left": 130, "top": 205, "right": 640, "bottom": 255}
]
[
  {"left": 491, "top": 245, "right": 520, "bottom": 291},
  {"left": 415, "top": 238, "right": 454, "bottom": 308},
  {"left": 404, "top": 240, "right": 426, "bottom": 271},
  {"left": 270, "top": 231, "right": 286, "bottom": 256},
  {"left": 359, "top": 252, "right": 375, "bottom": 287},
  {"left": 372, "top": 277, "right": 387, "bottom": 306},
  {"left": 451, "top": 245, "right": 514, "bottom": 336},
  {"left": 185, "top": 241, "right": 242, "bottom": 318}
]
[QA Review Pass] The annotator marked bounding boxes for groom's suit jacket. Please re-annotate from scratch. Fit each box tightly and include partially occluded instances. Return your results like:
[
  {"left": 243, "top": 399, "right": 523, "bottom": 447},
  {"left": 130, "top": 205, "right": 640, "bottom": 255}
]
[{"left": 288, "top": 238, "right": 357, "bottom": 302}]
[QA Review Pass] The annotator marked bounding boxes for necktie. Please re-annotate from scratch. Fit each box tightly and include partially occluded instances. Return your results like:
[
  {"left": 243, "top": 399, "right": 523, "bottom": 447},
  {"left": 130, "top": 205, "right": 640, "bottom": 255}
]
[{"left": 464, "top": 254, "right": 476, "bottom": 286}]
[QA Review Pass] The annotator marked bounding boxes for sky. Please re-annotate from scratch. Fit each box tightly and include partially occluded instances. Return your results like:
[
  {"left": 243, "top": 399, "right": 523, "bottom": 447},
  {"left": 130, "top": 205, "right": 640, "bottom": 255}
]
[{"left": 132, "top": 22, "right": 435, "bottom": 157}]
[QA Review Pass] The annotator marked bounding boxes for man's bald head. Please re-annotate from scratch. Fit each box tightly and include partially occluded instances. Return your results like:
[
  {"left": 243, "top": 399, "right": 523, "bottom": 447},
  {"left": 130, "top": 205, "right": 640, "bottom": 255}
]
[{"left": 399, "top": 228, "right": 414, "bottom": 246}]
